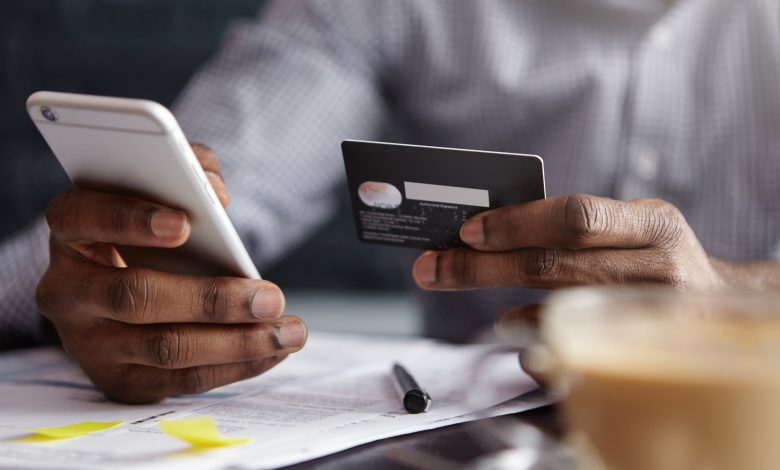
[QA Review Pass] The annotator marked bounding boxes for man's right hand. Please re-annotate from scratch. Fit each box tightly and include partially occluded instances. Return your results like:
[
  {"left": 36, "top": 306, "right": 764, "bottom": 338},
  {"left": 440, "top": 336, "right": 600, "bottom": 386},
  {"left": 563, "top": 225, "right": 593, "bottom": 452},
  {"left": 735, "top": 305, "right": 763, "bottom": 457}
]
[{"left": 36, "top": 145, "right": 307, "bottom": 404}]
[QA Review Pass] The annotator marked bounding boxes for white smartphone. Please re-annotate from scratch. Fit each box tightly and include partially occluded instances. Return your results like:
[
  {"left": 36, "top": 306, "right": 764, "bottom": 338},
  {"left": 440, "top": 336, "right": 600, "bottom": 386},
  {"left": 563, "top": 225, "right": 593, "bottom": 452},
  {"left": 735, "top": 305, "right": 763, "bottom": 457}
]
[{"left": 27, "top": 91, "right": 260, "bottom": 279}]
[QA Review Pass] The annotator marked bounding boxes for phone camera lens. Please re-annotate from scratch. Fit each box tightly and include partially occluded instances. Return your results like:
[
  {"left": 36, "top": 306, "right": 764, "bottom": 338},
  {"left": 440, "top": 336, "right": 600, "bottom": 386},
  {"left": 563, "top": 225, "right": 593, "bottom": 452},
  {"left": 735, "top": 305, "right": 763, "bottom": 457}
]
[{"left": 40, "top": 106, "right": 58, "bottom": 122}]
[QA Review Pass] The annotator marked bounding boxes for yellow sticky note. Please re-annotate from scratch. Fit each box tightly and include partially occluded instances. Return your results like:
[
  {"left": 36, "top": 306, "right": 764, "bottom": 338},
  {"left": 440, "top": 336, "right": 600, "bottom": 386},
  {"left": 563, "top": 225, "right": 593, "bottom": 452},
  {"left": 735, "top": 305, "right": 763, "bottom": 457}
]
[
  {"left": 159, "top": 417, "right": 252, "bottom": 449},
  {"left": 27, "top": 421, "right": 123, "bottom": 441}
]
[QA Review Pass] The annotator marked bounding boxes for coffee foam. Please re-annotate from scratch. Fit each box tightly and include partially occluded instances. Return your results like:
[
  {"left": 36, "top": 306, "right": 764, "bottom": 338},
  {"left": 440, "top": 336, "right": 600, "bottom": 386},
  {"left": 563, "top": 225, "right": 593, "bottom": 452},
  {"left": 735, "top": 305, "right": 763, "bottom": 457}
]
[{"left": 551, "top": 317, "right": 780, "bottom": 383}]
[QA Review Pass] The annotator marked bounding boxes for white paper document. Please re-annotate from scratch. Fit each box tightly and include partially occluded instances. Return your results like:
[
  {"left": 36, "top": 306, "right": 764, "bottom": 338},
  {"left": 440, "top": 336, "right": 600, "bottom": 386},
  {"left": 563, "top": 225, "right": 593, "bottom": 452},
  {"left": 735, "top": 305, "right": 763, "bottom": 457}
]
[{"left": 0, "top": 332, "right": 546, "bottom": 470}]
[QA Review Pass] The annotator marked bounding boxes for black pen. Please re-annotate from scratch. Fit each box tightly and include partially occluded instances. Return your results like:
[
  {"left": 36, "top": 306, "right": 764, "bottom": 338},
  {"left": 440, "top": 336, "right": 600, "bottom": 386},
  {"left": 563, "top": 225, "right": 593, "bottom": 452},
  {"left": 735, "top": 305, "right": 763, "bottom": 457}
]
[{"left": 392, "top": 363, "right": 432, "bottom": 414}]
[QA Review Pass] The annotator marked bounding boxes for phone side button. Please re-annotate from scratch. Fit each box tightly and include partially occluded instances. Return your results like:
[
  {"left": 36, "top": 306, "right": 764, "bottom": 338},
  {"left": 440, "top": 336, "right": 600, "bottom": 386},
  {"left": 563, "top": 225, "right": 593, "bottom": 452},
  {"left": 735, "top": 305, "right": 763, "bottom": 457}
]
[
  {"left": 191, "top": 162, "right": 207, "bottom": 183},
  {"left": 204, "top": 182, "right": 219, "bottom": 205},
  {"left": 178, "top": 137, "right": 191, "bottom": 155}
]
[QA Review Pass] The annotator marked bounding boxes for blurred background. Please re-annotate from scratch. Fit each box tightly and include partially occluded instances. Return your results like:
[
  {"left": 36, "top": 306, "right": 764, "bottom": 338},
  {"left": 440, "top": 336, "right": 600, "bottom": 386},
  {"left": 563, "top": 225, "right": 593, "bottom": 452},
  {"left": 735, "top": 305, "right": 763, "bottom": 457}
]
[{"left": 1, "top": 0, "right": 421, "bottom": 336}]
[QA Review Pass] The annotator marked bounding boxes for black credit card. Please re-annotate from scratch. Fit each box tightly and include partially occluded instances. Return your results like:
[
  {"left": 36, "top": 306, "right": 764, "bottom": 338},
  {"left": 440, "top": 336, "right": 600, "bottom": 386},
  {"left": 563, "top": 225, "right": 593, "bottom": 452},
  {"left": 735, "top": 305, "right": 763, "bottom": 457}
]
[{"left": 341, "top": 140, "right": 546, "bottom": 250}]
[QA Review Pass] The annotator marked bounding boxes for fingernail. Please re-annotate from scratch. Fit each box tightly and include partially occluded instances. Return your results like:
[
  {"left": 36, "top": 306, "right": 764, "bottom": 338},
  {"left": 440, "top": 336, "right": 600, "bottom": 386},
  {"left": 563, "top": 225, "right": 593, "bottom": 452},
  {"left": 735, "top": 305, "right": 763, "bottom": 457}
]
[
  {"left": 460, "top": 217, "right": 485, "bottom": 246},
  {"left": 215, "top": 190, "right": 231, "bottom": 207},
  {"left": 251, "top": 290, "right": 285, "bottom": 319},
  {"left": 151, "top": 210, "right": 187, "bottom": 238},
  {"left": 278, "top": 320, "right": 307, "bottom": 349},
  {"left": 414, "top": 251, "right": 438, "bottom": 285}
]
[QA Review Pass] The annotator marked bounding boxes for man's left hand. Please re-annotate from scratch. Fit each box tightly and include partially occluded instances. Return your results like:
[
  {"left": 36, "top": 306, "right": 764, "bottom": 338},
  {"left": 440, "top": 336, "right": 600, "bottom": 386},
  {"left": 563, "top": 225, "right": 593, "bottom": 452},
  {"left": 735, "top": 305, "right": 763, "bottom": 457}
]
[{"left": 412, "top": 194, "right": 724, "bottom": 291}]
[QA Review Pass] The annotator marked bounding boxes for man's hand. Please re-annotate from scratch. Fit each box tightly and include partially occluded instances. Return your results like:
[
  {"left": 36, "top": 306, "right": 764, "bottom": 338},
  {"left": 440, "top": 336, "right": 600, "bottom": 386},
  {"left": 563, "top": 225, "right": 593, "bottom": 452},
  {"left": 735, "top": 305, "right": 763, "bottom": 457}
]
[
  {"left": 412, "top": 194, "right": 725, "bottom": 291},
  {"left": 36, "top": 144, "right": 307, "bottom": 404}
]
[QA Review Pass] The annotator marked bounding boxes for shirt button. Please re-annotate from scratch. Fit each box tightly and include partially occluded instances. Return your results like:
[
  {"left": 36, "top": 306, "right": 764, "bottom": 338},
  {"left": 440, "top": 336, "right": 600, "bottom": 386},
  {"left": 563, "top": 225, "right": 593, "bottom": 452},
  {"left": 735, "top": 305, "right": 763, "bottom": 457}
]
[{"left": 632, "top": 145, "right": 660, "bottom": 181}]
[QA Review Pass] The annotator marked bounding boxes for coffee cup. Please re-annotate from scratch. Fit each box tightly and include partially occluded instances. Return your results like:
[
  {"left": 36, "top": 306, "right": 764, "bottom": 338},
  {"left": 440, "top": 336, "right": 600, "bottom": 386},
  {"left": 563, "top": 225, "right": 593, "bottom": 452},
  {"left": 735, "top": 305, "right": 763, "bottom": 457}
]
[{"left": 535, "top": 287, "right": 780, "bottom": 470}]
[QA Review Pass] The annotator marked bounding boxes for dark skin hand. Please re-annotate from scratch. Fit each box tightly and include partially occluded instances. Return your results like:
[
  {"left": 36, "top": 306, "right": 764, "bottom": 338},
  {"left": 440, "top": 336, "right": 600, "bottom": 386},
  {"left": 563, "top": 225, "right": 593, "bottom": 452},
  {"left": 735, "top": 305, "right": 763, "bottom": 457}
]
[
  {"left": 36, "top": 144, "right": 307, "bottom": 404},
  {"left": 413, "top": 194, "right": 726, "bottom": 292},
  {"left": 411, "top": 194, "right": 780, "bottom": 380}
]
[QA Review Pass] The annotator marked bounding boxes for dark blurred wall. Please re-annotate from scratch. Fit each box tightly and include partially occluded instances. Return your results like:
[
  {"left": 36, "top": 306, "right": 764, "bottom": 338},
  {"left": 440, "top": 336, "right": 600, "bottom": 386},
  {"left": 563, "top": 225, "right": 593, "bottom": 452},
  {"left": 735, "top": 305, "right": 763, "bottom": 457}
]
[
  {"left": 0, "top": 0, "right": 265, "bottom": 238},
  {"left": 0, "top": 0, "right": 406, "bottom": 291}
]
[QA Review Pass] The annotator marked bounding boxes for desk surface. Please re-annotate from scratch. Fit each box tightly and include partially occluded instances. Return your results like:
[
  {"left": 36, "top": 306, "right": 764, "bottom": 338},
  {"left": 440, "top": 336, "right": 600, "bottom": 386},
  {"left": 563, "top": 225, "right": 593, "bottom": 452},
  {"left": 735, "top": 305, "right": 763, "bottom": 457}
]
[{"left": 283, "top": 405, "right": 563, "bottom": 470}]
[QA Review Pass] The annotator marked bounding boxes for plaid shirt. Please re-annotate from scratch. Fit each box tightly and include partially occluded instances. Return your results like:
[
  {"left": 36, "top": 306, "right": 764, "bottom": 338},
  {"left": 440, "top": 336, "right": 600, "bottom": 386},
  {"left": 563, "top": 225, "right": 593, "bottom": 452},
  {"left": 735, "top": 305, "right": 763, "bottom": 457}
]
[{"left": 4, "top": 0, "right": 780, "bottom": 343}]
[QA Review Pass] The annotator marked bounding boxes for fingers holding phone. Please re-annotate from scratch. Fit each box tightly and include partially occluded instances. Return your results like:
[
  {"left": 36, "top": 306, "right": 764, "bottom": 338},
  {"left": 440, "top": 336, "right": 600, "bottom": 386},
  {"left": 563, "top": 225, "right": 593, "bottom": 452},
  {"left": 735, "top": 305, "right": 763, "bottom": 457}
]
[
  {"left": 45, "top": 188, "right": 191, "bottom": 266},
  {"left": 27, "top": 92, "right": 297, "bottom": 402},
  {"left": 37, "top": 171, "right": 307, "bottom": 404},
  {"left": 27, "top": 91, "right": 259, "bottom": 279},
  {"left": 191, "top": 142, "right": 231, "bottom": 207}
]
